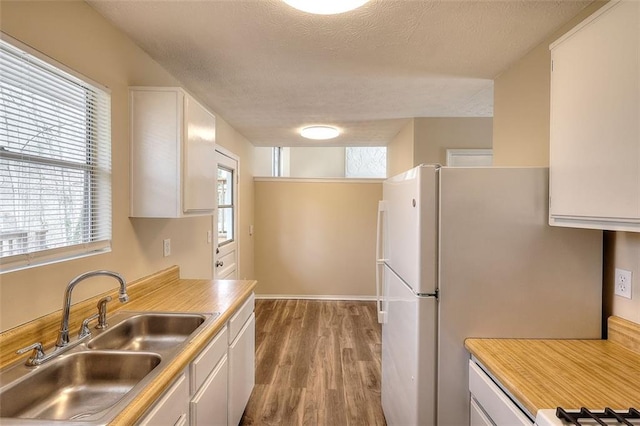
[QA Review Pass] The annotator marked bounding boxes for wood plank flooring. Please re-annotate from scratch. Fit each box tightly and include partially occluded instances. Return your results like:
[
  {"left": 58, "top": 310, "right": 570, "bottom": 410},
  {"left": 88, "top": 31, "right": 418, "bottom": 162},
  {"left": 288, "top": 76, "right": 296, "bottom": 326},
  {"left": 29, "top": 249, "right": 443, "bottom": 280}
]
[{"left": 240, "top": 300, "right": 386, "bottom": 426}]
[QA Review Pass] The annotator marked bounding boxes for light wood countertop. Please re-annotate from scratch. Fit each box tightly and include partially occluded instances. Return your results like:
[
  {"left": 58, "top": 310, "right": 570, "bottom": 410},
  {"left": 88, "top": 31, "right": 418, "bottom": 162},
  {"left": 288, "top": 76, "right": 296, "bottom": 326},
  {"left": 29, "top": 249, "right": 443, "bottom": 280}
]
[
  {"left": 0, "top": 266, "right": 257, "bottom": 425},
  {"left": 465, "top": 317, "right": 640, "bottom": 417}
]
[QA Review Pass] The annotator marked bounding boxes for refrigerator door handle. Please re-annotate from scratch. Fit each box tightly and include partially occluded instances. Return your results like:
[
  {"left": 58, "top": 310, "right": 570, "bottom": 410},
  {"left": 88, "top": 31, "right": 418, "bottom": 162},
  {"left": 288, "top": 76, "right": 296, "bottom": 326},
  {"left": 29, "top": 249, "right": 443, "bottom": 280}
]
[{"left": 376, "top": 200, "right": 388, "bottom": 324}]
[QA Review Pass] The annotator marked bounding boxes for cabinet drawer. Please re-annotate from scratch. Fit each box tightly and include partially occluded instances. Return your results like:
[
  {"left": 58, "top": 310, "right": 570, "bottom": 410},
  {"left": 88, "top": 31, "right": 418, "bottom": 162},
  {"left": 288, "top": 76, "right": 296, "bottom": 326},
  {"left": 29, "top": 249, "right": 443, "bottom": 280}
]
[
  {"left": 468, "top": 361, "right": 532, "bottom": 426},
  {"left": 190, "top": 326, "right": 228, "bottom": 393},
  {"left": 470, "top": 396, "right": 493, "bottom": 426},
  {"left": 139, "top": 372, "right": 188, "bottom": 426},
  {"left": 229, "top": 293, "right": 254, "bottom": 343},
  {"left": 190, "top": 356, "right": 228, "bottom": 426}
]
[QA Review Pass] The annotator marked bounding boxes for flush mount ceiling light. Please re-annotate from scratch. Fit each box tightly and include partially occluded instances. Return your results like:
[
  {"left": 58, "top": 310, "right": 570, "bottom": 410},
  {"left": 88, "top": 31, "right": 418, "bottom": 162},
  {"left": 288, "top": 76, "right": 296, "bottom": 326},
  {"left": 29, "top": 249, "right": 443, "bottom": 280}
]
[
  {"left": 301, "top": 125, "right": 340, "bottom": 140},
  {"left": 282, "top": 0, "right": 370, "bottom": 15}
]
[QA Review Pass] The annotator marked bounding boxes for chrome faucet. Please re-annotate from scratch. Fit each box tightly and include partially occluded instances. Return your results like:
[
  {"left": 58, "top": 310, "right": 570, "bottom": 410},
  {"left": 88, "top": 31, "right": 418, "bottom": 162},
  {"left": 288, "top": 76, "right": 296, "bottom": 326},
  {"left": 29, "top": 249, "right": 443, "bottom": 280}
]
[{"left": 55, "top": 270, "right": 128, "bottom": 348}]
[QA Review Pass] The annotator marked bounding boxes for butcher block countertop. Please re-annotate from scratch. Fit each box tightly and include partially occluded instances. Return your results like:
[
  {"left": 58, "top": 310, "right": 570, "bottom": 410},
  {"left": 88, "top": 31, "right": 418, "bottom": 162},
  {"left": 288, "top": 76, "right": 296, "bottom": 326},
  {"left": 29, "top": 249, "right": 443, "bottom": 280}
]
[
  {"left": 465, "top": 316, "right": 640, "bottom": 417},
  {"left": 0, "top": 266, "right": 257, "bottom": 425}
]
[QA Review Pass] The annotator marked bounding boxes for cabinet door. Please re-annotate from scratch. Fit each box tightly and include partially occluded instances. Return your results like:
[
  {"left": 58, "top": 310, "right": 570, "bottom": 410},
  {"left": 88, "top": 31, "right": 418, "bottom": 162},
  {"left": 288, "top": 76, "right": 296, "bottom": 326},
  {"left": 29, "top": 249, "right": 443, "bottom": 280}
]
[
  {"left": 228, "top": 313, "right": 255, "bottom": 426},
  {"left": 468, "top": 361, "right": 532, "bottom": 425},
  {"left": 130, "top": 89, "right": 182, "bottom": 218},
  {"left": 470, "top": 397, "right": 493, "bottom": 426},
  {"left": 190, "top": 356, "right": 228, "bottom": 426},
  {"left": 139, "top": 372, "right": 189, "bottom": 426},
  {"left": 549, "top": 1, "right": 640, "bottom": 231},
  {"left": 183, "top": 95, "right": 217, "bottom": 213}
]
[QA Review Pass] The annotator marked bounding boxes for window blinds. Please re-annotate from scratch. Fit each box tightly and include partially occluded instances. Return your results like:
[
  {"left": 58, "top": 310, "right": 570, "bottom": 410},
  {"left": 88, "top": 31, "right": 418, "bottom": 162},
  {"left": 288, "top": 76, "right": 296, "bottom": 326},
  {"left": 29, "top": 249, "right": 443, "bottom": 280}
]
[{"left": 0, "top": 37, "right": 112, "bottom": 271}]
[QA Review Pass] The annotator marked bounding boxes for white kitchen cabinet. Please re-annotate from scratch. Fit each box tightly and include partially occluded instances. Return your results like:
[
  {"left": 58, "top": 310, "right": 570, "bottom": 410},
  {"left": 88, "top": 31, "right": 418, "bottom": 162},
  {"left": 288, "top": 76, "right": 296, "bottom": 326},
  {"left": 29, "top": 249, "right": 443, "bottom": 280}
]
[
  {"left": 470, "top": 396, "right": 493, "bottom": 426},
  {"left": 189, "top": 326, "right": 229, "bottom": 426},
  {"left": 227, "top": 295, "right": 255, "bottom": 426},
  {"left": 190, "top": 326, "right": 229, "bottom": 426},
  {"left": 549, "top": 0, "right": 640, "bottom": 232},
  {"left": 139, "top": 372, "right": 189, "bottom": 426},
  {"left": 191, "top": 357, "right": 228, "bottom": 426},
  {"left": 130, "top": 87, "right": 217, "bottom": 218},
  {"left": 468, "top": 360, "right": 533, "bottom": 426}
]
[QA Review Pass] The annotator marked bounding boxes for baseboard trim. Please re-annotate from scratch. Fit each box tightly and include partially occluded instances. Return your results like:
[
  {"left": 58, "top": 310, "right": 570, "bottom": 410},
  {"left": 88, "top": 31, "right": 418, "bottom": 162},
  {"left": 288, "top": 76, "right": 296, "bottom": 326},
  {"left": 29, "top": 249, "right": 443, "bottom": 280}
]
[{"left": 255, "top": 294, "right": 376, "bottom": 302}]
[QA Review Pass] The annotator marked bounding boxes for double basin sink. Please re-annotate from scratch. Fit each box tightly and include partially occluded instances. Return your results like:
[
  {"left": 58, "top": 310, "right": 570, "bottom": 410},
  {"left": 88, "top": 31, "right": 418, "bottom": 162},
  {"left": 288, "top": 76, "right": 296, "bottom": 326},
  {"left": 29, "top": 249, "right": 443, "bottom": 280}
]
[{"left": 0, "top": 311, "right": 219, "bottom": 424}]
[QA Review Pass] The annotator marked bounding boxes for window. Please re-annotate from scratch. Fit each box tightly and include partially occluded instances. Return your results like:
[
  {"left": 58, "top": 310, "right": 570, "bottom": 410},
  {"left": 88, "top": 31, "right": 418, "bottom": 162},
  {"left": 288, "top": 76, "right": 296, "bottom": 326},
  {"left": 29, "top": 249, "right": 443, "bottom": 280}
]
[
  {"left": 217, "top": 166, "right": 234, "bottom": 245},
  {"left": 255, "top": 146, "right": 387, "bottom": 178},
  {"left": 0, "top": 36, "right": 112, "bottom": 272},
  {"left": 272, "top": 146, "right": 282, "bottom": 177},
  {"left": 345, "top": 146, "right": 386, "bottom": 178}
]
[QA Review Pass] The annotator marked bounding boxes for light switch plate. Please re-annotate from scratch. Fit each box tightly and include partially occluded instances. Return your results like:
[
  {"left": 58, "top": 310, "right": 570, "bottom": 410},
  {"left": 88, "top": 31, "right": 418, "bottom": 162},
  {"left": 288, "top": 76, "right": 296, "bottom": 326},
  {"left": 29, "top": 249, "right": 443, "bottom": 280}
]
[
  {"left": 614, "top": 268, "right": 632, "bottom": 299},
  {"left": 163, "top": 239, "right": 171, "bottom": 257}
]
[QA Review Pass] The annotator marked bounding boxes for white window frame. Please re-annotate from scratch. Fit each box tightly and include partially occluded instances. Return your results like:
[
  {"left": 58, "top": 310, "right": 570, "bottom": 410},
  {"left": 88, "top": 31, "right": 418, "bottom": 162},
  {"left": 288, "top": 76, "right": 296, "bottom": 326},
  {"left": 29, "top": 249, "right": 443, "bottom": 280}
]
[{"left": 0, "top": 34, "right": 112, "bottom": 273}]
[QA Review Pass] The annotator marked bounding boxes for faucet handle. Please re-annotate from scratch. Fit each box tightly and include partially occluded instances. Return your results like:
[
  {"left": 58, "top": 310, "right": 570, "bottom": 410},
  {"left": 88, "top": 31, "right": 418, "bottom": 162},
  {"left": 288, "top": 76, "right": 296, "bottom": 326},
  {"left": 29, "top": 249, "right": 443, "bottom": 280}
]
[
  {"left": 78, "top": 313, "right": 100, "bottom": 339},
  {"left": 16, "top": 342, "right": 46, "bottom": 366}
]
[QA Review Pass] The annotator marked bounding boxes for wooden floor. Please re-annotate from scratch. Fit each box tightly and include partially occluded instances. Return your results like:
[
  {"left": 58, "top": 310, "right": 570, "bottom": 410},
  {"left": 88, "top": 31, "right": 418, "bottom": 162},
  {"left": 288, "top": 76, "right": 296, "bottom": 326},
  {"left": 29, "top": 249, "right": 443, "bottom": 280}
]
[{"left": 240, "top": 299, "right": 386, "bottom": 426}]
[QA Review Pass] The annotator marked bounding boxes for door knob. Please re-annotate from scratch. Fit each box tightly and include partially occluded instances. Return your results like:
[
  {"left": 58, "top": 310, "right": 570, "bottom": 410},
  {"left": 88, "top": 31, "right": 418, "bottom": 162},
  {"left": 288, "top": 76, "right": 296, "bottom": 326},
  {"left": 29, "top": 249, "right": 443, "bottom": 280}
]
[{"left": 215, "top": 260, "right": 224, "bottom": 267}]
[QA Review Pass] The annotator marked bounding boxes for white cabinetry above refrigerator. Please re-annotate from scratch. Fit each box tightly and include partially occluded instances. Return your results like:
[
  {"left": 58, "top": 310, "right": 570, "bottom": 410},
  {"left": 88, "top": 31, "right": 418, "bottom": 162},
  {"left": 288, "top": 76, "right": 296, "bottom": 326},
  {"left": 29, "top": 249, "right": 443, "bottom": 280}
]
[{"left": 549, "top": 0, "right": 640, "bottom": 232}]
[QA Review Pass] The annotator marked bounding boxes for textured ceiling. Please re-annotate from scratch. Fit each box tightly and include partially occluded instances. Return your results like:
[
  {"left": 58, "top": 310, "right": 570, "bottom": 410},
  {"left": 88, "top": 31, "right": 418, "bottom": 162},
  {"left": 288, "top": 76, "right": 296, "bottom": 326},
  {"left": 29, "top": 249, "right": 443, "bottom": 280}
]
[{"left": 87, "top": 0, "right": 591, "bottom": 146}]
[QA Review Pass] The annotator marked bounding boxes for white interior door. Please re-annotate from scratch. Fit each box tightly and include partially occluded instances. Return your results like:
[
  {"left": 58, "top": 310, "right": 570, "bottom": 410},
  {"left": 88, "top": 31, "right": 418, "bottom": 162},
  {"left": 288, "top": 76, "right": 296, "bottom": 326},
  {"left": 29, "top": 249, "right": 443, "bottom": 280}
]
[{"left": 214, "top": 148, "right": 239, "bottom": 279}]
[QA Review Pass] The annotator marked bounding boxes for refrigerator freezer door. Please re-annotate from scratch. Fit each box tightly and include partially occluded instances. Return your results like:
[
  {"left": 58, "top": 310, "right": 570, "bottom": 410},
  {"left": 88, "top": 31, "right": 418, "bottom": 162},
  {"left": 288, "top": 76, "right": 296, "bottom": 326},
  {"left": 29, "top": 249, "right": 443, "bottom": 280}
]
[
  {"left": 381, "top": 265, "right": 437, "bottom": 426},
  {"left": 382, "top": 165, "right": 438, "bottom": 295}
]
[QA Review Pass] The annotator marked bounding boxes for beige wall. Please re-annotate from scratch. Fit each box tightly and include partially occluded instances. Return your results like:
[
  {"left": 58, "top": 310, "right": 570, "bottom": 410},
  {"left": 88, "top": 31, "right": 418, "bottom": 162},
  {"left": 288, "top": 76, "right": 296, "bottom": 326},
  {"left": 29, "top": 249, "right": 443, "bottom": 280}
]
[
  {"left": 289, "top": 147, "right": 346, "bottom": 178},
  {"left": 387, "top": 119, "right": 415, "bottom": 177},
  {"left": 603, "top": 232, "right": 640, "bottom": 325},
  {"left": 0, "top": 1, "right": 254, "bottom": 331},
  {"left": 254, "top": 179, "right": 382, "bottom": 297},
  {"left": 414, "top": 117, "right": 493, "bottom": 165},
  {"left": 492, "top": 1, "right": 640, "bottom": 326},
  {"left": 493, "top": 43, "right": 551, "bottom": 166},
  {"left": 492, "top": 1, "right": 608, "bottom": 166},
  {"left": 387, "top": 117, "right": 492, "bottom": 176},
  {"left": 254, "top": 147, "right": 273, "bottom": 177}
]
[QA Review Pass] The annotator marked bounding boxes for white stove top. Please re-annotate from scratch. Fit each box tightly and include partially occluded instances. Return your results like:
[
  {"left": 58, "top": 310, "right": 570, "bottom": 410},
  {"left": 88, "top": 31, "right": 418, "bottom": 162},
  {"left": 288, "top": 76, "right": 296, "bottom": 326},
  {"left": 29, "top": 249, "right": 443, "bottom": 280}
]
[{"left": 536, "top": 409, "right": 640, "bottom": 426}]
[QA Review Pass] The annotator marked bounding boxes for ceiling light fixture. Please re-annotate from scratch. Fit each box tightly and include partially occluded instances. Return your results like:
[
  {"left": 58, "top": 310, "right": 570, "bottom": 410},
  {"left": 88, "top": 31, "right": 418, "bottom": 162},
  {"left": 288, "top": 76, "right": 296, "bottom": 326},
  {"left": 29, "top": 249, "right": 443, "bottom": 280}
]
[
  {"left": 282, "top": 0, "right": 369, "bottom": 15},
  {"left": 301, "top": 125, "right": 340, "bottom": 140}
]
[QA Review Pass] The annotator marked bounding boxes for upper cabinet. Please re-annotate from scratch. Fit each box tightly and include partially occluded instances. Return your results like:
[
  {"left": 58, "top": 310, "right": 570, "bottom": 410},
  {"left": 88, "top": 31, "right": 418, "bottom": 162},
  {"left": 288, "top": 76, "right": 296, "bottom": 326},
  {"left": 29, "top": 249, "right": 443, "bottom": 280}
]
[
  {"left": 130, "top": 87, "right": 217, "bottom": 218},
  {"left": 549, "top": 0, "right": 640, "bottom": 232}
]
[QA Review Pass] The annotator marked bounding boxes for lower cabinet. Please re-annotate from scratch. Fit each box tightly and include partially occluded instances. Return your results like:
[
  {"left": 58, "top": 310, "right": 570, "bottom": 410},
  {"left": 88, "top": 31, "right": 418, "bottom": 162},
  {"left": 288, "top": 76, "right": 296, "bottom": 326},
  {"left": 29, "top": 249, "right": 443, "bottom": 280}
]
[
  {"left": 139, "top": 292, "right": 255, "bottom": 426},
  {"left": 190, "top": 326, "right": 229, "bottom": 426},
  {"left": 228, "top": 312, "right": 255, "bottom": 426},
  {"left": 468, "top": 360, "right": 533, "bottom": 426},
  {"left": 191, "top": 355, "right": 228, "bottom": 425},
  {"left": 138, "top": 372, "right": 189, "bottom": 426},
  {"left": 470, "top": 396, "right": 493, "bottom": 426}
]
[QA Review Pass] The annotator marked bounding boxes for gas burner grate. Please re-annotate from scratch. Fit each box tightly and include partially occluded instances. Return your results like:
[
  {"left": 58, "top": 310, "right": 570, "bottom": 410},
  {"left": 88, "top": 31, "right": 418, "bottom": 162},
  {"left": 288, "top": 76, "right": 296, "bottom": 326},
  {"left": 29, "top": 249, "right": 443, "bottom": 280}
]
[{"left": 556, "top": 407, "right": 640, "bottom": 425}]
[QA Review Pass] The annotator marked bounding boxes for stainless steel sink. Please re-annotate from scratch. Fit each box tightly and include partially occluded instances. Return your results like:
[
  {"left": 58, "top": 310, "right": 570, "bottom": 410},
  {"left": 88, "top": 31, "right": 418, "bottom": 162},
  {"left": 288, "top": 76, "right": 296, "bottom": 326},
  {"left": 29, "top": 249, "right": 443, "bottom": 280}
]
[
  {"left": 0, "top": 310, "right": 218, "bottom": 425},
  {"left": 87, "top": 312, "right": 208, "bottom": 353},
  {"left": 0, "top": 351, "right": 161, "bottom": 421}
]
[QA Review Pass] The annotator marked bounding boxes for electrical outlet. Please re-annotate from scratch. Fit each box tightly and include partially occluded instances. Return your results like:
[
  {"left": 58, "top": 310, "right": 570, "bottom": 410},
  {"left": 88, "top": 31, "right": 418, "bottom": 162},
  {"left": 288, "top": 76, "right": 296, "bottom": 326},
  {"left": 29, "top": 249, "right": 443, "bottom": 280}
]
[
  {"left": 207, "top": 230, "right": 212, "bottom": 244},
  {"left": 614, "top": 268, "right": 632, "bottom": 299},
  {"left": 163, "top": 239, "right": 171, "bottom": 257}
]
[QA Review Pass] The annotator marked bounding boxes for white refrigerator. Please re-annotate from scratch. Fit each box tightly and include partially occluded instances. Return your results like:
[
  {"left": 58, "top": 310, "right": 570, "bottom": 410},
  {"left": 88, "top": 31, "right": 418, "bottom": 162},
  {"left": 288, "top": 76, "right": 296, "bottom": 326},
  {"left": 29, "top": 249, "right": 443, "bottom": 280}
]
[{"left": 376, "top": 165, "right": 603, "bottom": 426}]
